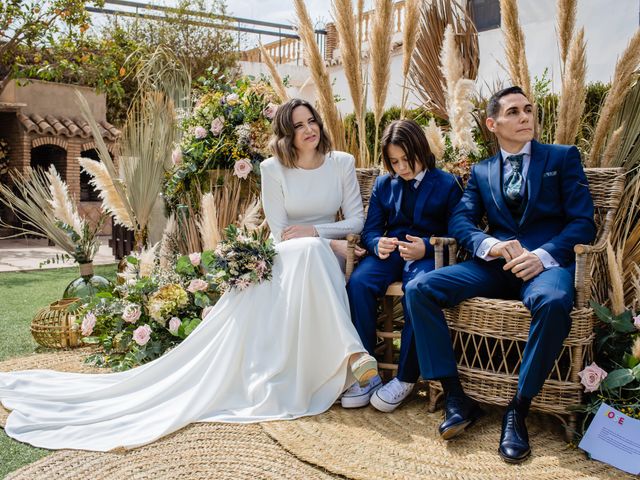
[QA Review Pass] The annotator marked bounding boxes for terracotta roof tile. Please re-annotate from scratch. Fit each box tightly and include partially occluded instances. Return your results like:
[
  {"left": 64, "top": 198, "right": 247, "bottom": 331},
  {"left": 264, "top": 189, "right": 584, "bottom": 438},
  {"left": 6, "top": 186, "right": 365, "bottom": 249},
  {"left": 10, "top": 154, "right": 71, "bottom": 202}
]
[{"left": 17, "top": 113, "right": 120, "bottom": 141}]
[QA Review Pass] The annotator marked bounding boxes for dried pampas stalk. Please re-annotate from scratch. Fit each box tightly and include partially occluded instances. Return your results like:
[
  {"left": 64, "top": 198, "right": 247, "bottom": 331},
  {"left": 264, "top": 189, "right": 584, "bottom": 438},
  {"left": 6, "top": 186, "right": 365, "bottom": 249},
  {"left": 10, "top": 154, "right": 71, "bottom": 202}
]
[
  {"left": 159, "top": 214, "right": 177, "bottom": 271},
  {"left": 601, "top": 123, "right": 625, "bottom": 167},
  {"left": 557, "top": 0, "right": 577, "bottom": 68},
  {"left": 138, "top": 243, "right": 158, "bottom": 278},
  {"left": 401, "top": 0, "right": 421, "bottom": 116},
  {"left": 631, "top": 263, "right": 640, "bottom": 313},
  {"left": 606, "top": 240, "right": 626, "bottom": 315},
  {"left": 332, "top": 0, "right": 366, "bottom": 165},
  {"left": 632, "top": 337, "right": 640, "bottom": 361},
  {"left": 450, "top": 79, "right": 479, "bottom": 155},
  {"left": 441, "top": 25, "right": 464, "bottom": 112},
  {"left": 238, "top": 197, "right": 264, "bottom": 232},
  {"left": 370, "top": 0, "right": 394, "bottom": 164},
  {"left": 554, "top": 28, "right": 587, "bottom": 145},
  {"left": 259, "top": 44, "right": 290, "bottom": 102},
  {"left": 294, "top": 0, "right": 345, "bottom": 151},
  {"left": 198, "top": 192, "right": 221, "bottom": 251},
  {"left": 589, "top": 29, "right": 640, "bottom": 166},
  {"left": 45, "top": 165, "right": 83, "bottom": 236},
  {"left": 500, "top": 0, "right": 532, "bottom": 100},
  {"left": 424, "top": 118, "right": 446, "bottom": 161},
  {"left": 79, "top": 157, "right": 134, "bottom": 229}
]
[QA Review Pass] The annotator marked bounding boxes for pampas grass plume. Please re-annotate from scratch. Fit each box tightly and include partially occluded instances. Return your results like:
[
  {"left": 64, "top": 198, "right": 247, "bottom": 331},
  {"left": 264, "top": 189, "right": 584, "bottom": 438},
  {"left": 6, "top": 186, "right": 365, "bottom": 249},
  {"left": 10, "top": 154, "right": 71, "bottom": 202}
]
[
  {"left": 424, "top": 118, "right": 446, "bottom": 161},
  {"left": 259, "top": 44, "right": 290, "bottom": 102},
  {"left": 198, "top": 192, "right": 221, "bottom": 251},
  {"left": 45, "top": 165, "right": 84, "bottom": 236},
  {"left": 606, "top": 240, "right": 626, "bottom": 316}
]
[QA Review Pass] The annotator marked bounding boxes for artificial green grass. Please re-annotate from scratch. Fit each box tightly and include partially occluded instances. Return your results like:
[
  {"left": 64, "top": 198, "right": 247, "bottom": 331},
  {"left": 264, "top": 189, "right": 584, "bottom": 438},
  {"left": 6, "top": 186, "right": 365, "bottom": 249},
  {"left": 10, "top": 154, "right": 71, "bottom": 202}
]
[{"left": 0, "top": 264, "right": 117, "bottom": 479}]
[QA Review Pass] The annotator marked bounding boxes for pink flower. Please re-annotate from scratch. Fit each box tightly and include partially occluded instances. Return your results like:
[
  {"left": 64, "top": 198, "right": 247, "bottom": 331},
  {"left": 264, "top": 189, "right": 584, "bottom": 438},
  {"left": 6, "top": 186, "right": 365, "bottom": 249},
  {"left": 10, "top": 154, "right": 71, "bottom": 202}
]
[
  {"left": 262, "top": 103, "right": 278, "bottom": 120},
  {"left": 236, "top": 278, "right": 251, "bottom": 290},
  {"left": 201, "top": 305, "right": 214, "bottom": 319},
  {"left": 189, "top": 252, "right": 201, "bottom": 266},
  {"left": 578, "top": 362, "right": 608, "bottom": 392},
  {"left": 171, "top": 148, "right": 182, "bottom": 166},
  {"left": 132, "top": 324, "right": 152, "bottom": 346},
  {"left": 194, "top": 126, "right": 208, "bottom": 139},
  {"left": 168, "top": 317, "right": 181, "bottom": 333},
  {"left": 633, "top": 314, "right": 640, "bottom": 331},
  {"left": 233, "top": 158, "right": 252, "bottom": 180},
  {"left": 81, "top": 312, "right": 96, "bottom": 336},
  {"left": 122, "top": 304, "right": 141, "bottom": 323},
  {"left": 187, "top": 278, "right": 209, "bottom": 293},
  {"left": 225, "top": 93, "right": 239, "bottom": 105},
  {"left": 256, "top": 259, "right": 267, "bottom": 274},
  {"left": 210, "top": 116, "right": 224, "bottom": 136}
]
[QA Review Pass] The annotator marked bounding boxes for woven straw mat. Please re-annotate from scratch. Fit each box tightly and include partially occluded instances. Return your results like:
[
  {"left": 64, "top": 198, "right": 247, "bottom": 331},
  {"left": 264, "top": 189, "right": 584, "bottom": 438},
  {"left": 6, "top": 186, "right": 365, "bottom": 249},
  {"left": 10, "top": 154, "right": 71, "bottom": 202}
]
[{"left": 1, "top": 352, "right": 634, "bottom": 479}]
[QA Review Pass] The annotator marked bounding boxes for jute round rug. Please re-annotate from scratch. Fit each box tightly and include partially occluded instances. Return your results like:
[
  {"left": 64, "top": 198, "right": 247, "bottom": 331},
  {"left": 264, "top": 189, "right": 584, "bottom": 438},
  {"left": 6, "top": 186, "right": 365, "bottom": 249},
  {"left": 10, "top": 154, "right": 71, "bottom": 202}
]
[{"left": 1, "top": 352, "right": 634, "bottom": 479}]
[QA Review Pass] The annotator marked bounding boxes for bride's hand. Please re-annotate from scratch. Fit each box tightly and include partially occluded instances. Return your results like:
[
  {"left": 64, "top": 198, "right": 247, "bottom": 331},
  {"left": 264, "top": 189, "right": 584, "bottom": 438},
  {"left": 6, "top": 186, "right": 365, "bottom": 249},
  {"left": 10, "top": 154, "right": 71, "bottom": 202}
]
[
  {"left": 282, "top": 225, "right": 318, "bottom": 241},
  {"left": 330, "top": 240, "right": 367, "bottom": 260}
]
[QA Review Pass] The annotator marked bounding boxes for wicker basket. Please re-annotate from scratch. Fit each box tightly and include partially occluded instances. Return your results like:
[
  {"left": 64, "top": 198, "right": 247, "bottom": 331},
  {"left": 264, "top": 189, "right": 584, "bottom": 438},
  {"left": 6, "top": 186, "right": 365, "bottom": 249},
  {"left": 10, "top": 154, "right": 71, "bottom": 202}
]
[{"left": 30, "top": 298, "right": 82, "bottom": 349}]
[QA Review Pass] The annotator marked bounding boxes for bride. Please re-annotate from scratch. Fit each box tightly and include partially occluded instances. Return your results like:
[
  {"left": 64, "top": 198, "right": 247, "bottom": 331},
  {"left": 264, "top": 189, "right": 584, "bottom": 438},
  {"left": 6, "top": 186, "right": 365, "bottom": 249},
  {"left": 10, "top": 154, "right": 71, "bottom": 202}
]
[{"left": 0, "top": 98, "right": 377, "bottom": 452}]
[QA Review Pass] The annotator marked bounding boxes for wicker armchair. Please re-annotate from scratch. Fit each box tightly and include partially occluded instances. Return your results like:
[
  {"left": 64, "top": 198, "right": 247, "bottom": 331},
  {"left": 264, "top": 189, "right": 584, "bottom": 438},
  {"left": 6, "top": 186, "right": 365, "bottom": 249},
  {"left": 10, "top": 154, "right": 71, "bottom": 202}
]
[{"left": 426, "top": 167, "right": 625, "bottom": 439}]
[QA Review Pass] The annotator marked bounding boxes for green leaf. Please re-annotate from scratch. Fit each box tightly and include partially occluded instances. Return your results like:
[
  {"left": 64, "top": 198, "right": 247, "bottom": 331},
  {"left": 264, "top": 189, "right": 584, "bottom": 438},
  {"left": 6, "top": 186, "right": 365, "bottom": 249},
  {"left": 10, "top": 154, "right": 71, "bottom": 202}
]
[
  {"left": 590, "top": 301, "right": 614, "bottom": 324},
  {"left": 193, "top": 291, "right": 210, "bottom": 308},
  {"left": 602, "top": 368, "right": 635, "bottom": 389},
  {"left": 611, "top": 311, "right": 637, "bottom": 333},
  {"left": 633, "top": 363, "right": 640, "bottom": 381},
  {"left": 126, "top": 256, "right": 138, "bottom": 265},
  {"left": 176, "top": 255, "right": 195, "bottom": 275},
  {"left": 624, "top": 352, "right": 640, "bottom": 369},
  {"left": 183, "top": 318, "right": 201, "bottom": 337},
  {"left": 82, "top": 336, "right": 100, "bottom": 344}
]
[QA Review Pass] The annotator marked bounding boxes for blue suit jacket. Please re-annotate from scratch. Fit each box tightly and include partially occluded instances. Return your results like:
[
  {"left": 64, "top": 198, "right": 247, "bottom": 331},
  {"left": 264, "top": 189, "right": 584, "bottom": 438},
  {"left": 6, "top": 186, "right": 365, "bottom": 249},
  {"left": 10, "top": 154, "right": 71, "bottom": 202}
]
[
  {"left": 361, "top": 168, "right": 463, "bottom": 258},
  {"left": 448, "top": 140, "right": 596, "bottom": 267}
]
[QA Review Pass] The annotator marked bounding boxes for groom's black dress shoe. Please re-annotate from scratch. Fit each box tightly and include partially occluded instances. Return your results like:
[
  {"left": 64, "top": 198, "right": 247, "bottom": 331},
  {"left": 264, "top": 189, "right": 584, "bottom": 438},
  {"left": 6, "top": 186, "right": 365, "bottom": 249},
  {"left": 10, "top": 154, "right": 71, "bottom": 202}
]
[
  {"left": 498, "top": 408, "right": 531, "bottom": 463},
  {"left": 438, "top": 395, "right": 484, "bottom": 440}
]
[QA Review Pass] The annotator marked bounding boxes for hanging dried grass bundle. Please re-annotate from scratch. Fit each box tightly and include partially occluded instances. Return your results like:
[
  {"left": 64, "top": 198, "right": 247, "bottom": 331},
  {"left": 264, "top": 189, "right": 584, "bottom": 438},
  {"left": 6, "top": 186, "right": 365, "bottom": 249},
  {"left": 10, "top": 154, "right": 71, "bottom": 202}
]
[
  {"left": 198, "top": 192, "right": 221, "bottom": 251},
  {"left": 554, "top": 28, "right": 587, "bottom": 145},
  {"left": 259, "top": 44, "right": 290, "bottom": 102},
  {"left": 45, "top": 165, "right": 83, "bottom": 236},
  {"left": 424, "top": 118, "right": 446, "bottom": 161},
  {"left": 556, "top": 0, "right": 577, "bottom": 67},
  {"left": 79, "top": 157, "right": 134, "bottom": 229},
  {"left": 294, "top": 0, "right": 345, "bottom": 151},
  {"left": 589, "top": 29, "right": 640, "bottom": 166},
  {"left": 606, "top": 240, "right": 626, "bottom": 315}
]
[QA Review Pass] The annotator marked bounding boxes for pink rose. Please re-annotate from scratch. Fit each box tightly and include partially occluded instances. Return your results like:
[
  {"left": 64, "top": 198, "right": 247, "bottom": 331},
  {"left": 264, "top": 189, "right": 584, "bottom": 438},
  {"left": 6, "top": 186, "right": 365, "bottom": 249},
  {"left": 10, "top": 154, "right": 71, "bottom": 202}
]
[
  {"left": 201, "top": 305, "right": 214, "bottom": 319},
  {"left": 168, "top": 317, "right": 181, "bottom": 333},
  {"left": 233, "top": 158, "right": 252, "bottom": 180},
  {"left": 189, "top": 252, "right": 201, "bottom": 266},
  {"left": 578, "top": 362, "right": 608, "bottom": 392},
  {"left": 194, "top": 126, "right": 208, "bottom": 139},
  {"left": 122, "top": 304, "right": 141, "bottom": 323},
  {"left": 633, "top": 314, "right": 640, "bottom": 331},
  {"left": 132, "top": 324, "right": 152, "bottom": 346},
  {"left": 171, "top": 148, "right": 182, "bottom": 166},
  {"left": 262, "top": 103, "right": 278, "bottom": 120},
  {"left": 210, "top": 116, "right": 224, "bottom": 136},
  {"left": 81, "top": 312, "right": 97, "bottom": 336},
  {"left": 187, "top": 278, "right": 209, "bottom": 293}
]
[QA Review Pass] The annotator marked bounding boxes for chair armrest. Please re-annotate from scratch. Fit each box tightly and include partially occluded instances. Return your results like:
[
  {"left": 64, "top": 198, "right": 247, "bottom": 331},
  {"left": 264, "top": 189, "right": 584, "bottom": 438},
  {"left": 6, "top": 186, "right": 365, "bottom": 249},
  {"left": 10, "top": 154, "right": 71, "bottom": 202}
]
[
  {"left": 430, "top": 237, "right": 458, "bottom": 269},
  {"left": 345, "top": 234, "right": 361, "bottom": 282},
  {"left": 573, "top": 212, "right": 612, "bottom": 308}
]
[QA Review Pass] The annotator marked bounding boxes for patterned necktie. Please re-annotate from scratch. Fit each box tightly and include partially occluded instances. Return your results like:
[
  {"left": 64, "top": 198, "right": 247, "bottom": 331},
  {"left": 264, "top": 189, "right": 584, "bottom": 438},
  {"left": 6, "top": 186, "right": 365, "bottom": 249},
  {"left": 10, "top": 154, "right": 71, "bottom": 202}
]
[{"left": 504, "top": 154, "right": 524, "bottom": 202}]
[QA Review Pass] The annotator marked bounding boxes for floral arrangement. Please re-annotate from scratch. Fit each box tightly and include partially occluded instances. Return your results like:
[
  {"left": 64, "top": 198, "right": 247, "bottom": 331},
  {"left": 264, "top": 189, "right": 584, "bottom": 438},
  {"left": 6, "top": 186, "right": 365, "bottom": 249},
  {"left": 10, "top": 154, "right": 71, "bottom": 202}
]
[
  {"left": 79, "top": 224, "right": 276, "bottom": 370},
  {"left": 0, "top": 138, "right": 9, "bottom": 177},
  {"left": 164, "top": 75, "right": 280, "bottom": 208}
]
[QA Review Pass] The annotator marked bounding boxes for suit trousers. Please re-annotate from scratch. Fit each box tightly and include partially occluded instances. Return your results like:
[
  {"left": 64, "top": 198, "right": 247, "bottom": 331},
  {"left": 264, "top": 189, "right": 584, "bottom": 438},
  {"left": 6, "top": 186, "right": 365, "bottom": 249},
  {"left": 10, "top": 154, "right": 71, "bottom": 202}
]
[
  {"left": 347, "top": 251, "right": 435, "bottom": 383},
  {"left": 404, "top": 258, "right": 574, "bottom": 398}
]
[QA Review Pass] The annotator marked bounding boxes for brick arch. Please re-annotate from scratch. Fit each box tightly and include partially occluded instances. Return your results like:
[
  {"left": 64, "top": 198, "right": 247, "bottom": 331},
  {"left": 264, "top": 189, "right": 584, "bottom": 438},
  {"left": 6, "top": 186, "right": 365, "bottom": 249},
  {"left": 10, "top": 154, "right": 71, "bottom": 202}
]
[
  {"left": 32, "top": 136, "right": 68, "bottom": 150},
  {"left": 81, "top": 140, "right": 117, "bottom": 156}
]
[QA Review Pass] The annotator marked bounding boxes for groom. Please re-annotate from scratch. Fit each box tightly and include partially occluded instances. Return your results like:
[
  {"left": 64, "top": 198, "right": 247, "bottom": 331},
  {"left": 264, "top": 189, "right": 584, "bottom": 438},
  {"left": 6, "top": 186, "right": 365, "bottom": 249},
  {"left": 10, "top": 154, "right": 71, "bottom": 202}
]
[{"left": 405, "top": 86, "right": 596, "bottom": 463}]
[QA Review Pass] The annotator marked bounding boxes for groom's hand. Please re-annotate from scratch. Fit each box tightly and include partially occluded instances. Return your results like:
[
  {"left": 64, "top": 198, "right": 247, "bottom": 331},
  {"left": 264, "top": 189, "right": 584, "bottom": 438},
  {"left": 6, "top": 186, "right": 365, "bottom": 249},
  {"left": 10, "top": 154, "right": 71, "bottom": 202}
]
[
  {"left": 282, "top": 225, "right": 317, "bottom": 240},
  {"left": 504, "top": 250, "right": 544, "bottom": 281},
  {"left": 377, "top": 237, "right": 398, "bottom": 259},
  {"left": 489, "top": 239, "right": 524, "bottom": 262},
  {"left": 397, "top": 235, "right": 426, "bottom": 261}
]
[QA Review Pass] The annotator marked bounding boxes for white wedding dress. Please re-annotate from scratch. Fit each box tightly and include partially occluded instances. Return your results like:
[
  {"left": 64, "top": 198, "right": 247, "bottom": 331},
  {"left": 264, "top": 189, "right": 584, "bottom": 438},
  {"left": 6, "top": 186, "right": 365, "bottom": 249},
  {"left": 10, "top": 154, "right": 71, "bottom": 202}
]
[{"left": 0, "top": 151, "right": 367, "bottom": 452}]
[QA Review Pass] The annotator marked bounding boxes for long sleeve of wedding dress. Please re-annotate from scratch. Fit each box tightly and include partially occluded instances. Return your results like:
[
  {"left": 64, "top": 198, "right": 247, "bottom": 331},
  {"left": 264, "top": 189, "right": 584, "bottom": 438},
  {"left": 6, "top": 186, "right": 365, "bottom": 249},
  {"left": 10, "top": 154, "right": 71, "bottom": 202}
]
[{"left": 0, "top": 151, "right": 368, "bottom": 452}]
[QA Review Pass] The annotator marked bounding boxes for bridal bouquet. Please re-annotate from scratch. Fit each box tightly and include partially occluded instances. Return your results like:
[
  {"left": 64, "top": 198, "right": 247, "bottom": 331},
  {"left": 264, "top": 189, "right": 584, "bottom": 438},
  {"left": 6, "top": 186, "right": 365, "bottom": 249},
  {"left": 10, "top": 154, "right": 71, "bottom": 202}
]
[{"left": 204, "top": 225, "right": 276, "bottom": 294}]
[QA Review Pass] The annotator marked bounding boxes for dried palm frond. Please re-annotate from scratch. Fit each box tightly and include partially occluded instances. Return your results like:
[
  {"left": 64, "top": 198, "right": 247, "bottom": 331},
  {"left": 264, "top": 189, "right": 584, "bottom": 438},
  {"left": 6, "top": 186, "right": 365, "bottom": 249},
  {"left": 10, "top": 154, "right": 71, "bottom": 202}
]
[
  {"left": 554, "top": 28, "right": 587, "bottom": 145},
  {"left": 589, "top": 29, "right": 640, "bottom": 166},
  {"left": 606, "top": 240, "right": 626, "bottom": 315},
  {"left": 409, "top": 0, "right": 478, "bottom": 121},
  {"left": 294, "top": 0, "right": 345, "bottom": 151},
  {"left": 451, "top": 79, "right": 479, "bottom": 155},
  {"left": 259, "top": 44, "right": 290, "bottom": 102},
  {"left": 500, "top": 0, "right": 532, "bottom": 101},
  {"left": 45, "top": 165, "right": 83, "bottom": 236},
  {"left": 370, "top": 0, "right": 394, "bottom": 164},
  {"left": 198, "top": 192, "right": 221, "bottom": 251},
  {"left": 556, "top": 0, "right": 577, "bottom": 68},
  {"left": 401, "top": 0, "right": 421, "bottom": 116},
  {"left": 332, "top": 0, "right": 366, "bottom": 165},
  {"left": 79, "top": 157, "right": 134, "bottom": 229},
  {"left": 424, "top": 118, "right": 446, "bottom": 161}
]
